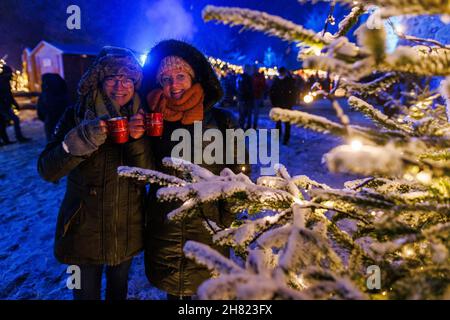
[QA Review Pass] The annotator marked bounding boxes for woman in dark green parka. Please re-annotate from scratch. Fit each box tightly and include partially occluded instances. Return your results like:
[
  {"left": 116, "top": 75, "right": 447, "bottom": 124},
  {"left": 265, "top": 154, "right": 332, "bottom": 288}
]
[
  {"left": 38, "top": 47, "right": 152, "bottom": 300},
  {"left": 139, "top": 40, "right": 249, "bottom": 299}
]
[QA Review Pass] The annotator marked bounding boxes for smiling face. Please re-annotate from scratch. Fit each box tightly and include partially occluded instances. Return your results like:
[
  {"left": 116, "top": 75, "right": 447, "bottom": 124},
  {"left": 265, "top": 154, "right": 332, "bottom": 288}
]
[
  {"left": 160, "top": 70, "right": 193, "bottom": 100},
  {"left": 102, "top": 75, "right": 135, "bottom": 107}
]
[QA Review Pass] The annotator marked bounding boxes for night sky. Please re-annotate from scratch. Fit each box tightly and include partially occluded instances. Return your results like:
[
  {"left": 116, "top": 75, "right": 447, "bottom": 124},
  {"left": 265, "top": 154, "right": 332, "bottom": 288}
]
[{"left": 0, "top": 0, "right": 356, "bottom": 69}]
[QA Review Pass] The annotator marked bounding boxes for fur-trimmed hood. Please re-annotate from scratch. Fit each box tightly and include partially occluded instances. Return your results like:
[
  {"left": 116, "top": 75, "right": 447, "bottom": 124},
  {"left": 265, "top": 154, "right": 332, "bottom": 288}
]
[{"left": 141, "top": 40, "right": 223, "bottom": 111}]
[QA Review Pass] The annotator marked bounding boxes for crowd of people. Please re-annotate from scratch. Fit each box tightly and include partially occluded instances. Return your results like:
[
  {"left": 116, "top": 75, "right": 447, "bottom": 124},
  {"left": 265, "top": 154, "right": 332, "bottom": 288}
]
[{"left": 220, "top": 64, "right": 318, "bottom": 145}]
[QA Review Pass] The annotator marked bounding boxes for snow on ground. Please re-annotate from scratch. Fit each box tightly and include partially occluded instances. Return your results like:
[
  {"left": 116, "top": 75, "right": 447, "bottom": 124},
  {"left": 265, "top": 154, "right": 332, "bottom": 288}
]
[
  {"left": 0, "top": 111, "right": 164, "bottom": 300},
  {"left": 0, "top": 99, "right": 372, "bottom": 299}
]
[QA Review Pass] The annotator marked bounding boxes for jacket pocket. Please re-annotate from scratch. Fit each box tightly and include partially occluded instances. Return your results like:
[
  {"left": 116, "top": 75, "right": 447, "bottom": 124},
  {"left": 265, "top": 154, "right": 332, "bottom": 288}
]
[{"left": 62, "top": 200, "right": 83, "bottom": 238}]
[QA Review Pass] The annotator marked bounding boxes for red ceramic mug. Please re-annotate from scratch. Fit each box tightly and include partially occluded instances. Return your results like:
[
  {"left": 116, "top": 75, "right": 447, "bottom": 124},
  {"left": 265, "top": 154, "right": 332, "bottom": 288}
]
[
  {"left": 106, "top": 117, "right": 129, "bottom": 144},
  {"left": 145, "top": 113, "right": 163, "bottom": 137}
]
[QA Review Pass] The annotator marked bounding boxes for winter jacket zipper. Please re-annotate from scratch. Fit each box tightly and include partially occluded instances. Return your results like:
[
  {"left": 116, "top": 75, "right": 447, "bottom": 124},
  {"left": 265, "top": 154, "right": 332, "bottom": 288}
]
[
  {"left": 179, "top": 218, "right": 185, "bottom": 297},
  {"left": 102, "top": 150, "right": 107, "bottom": 263},
  {"left": 114, "top": 145, "right": 122, "bottom": 264}
]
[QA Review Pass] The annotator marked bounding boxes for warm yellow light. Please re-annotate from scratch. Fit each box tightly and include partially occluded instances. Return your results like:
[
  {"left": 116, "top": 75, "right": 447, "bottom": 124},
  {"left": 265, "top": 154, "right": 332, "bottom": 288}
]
[
  {"left": 416, "top": 171, "right": 432, "bottom": 184},
  {"left": 313, "top": 47, "right": 322, "bottom": 56},
  {"left": 350, "top": 139, "right": 363, "bottom": 151},
  {"left": 241, "top": 166, "right": 246, "bottom": 172},
  {"left": 303, "top": 94, "right": 314, "bottom": 104},
  {"left": 402, "top": 246, "right": 415, "bottom": 258}
]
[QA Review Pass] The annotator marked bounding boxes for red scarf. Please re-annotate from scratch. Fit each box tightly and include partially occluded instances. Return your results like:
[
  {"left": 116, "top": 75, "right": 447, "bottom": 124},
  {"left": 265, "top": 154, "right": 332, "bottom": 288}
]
[{"left": 146, "top": 83, "right": 204, "bottom": 125}]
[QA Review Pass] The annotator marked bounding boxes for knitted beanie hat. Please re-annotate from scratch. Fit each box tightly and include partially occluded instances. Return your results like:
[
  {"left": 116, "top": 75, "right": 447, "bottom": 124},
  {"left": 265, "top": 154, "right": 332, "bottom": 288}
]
[
  {"left": 78, "top": 46, "right": 142, "bottom": 96},
  {"left": 156, "top": 55, "right": 195, "bottom": 84}
]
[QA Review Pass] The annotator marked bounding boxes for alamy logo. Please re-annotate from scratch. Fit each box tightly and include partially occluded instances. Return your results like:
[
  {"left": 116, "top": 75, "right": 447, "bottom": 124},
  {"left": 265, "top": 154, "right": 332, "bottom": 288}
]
[
  {"left": 66, "top": 5, "right": 81, "bottom": 30},
  {"left": 171, "top": 122, "right": 280, "bottom": 175},
  {"left": 66, "top": 265, "right": 81, "bottom": 290},
  {"left": 366, "top": 265, "right": 381, "bottom": 290}
]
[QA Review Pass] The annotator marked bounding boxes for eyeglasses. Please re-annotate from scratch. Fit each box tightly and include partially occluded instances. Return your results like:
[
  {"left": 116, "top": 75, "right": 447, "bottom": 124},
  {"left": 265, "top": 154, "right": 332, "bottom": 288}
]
[
  {"left": 160, "top": 73, "right": 189, "bottom": 86},
  {"left": 104, "top": 76, "right": 135, "bottom": 88}
]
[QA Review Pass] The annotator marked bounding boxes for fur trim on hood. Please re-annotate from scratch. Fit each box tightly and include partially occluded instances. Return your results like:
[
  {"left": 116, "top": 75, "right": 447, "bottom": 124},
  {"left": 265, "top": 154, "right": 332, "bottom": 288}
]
[{"left": 141, "top": 40, "right": 223, "bottom": 111}]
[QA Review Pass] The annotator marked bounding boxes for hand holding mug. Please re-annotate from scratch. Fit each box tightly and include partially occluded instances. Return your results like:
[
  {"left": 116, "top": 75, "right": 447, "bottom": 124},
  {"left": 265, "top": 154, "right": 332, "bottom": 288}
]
[
  {"left": 129, "top": 109, "right": 146, "bottom": 139},
  {"left": 64, "top": 118, "right": 108, "bottom": 156}
]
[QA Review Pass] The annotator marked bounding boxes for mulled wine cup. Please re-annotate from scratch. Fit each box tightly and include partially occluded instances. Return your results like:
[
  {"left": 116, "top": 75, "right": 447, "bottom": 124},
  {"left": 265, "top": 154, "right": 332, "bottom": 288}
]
[
  {"left": 145, "top": 113, "right": 163, "bottom": 137},
  {"left": 106, "top": 117, "right": 129, "bottom": 144}
]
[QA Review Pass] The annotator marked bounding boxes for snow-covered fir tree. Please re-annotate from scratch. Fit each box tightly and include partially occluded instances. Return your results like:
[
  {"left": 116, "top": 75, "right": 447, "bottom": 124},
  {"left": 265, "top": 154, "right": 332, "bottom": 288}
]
[{"left": 119, "top": 0, "right": 450, "bottom": 299}]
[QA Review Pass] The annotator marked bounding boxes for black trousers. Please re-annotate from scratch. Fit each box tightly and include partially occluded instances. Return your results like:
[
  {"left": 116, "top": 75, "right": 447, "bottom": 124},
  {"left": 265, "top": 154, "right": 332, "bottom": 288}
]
[
  {"left": 276, "top": 120, "right": 291, "bottom": 144},
  {"left": 0, "top": 116, "right": 10, "bottom": 143},
  {"left": 72, "top": 259, "right": 133, "bottom": 300},
  {"left": 0, "top": 108, "right": 25, "bottom": 140},
  {"left": 238, "top": 99, "right": 254, "bottom": 129}
]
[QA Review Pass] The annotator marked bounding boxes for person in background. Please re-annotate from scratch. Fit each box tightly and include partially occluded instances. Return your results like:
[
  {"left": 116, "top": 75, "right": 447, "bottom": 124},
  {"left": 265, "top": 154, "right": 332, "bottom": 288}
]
[
  {"left": 38, "top": 46, "right": 152, "bottom": 300},
  {"left": 226, "top": 70, "right": 237, "bottom": 105},
  {"left": 236, "top": 64, "right": 254, "bottom": 129},
  {"left": 0, "top": 113, "right": 11, "bottom": 146},
  {"left": 321, "top": 72, "right": 332, "bottom": 93},
  {"left": 220, "top": 68, "right": 237, "bottom": 109},
  {"left": 0, "top": 64, "right": 31, "bottom": 143},
  {"left": 251, "top": 68, "right": 266, "bottom": 129},
  {"left": 294, "top": 72, "right": 307, "bottom": 103},
  {"left": 37, "top": 73, "right": 70, "bottom": 142},
  {"left": 269, "top": 67, "right": 298, "bottom": 145}
]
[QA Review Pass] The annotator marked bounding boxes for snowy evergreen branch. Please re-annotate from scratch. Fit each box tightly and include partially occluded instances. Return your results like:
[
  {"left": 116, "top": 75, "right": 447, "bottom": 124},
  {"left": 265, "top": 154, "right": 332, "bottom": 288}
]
[
  {"left": 212, "top": 210, "right": 292, "bottom": 250},
  {"left": 312, "top": 0, "right": 450, "bottom": 16},
  {"left": 371, "top": 0, "right": 450, "bottom": 17},
  {"left": 440, "top": 77, "right": 450, "bottom": 122},
  {"left": 270, "top": 107, "right": 348, "bottom": 136},
  {"left": 299, "top": 268, "right": 368, "bottom": 300},
  {"left": 291, "top": 175, "right": 331, "bottom": 190},
  {"left": 278, "top": 226, "right": 344, "bottom": 275},
  {"left": 304, "top": 55, "right": 374, "bottom": 80},
  {"left": 309, "top": 188, "right": 395, "bottom": 209},
  {"left": 155, "top": 165, "right": 296, "bottom": 221},
  {"left": 161, "top": 157, "right": 215, "bottom": 181},
  {"left": 306, "top": 45, "right": 450, "bottom": 79},
  {"left": 356, "top": 24, "right": 386, "bottom": 65},
  {"left": 202, "top": 6, "right": 329, "bottom": 47},
  {"left": 117, "top": 166, "right": 186, "bottom": 186},
  {"left": 386, "top": 19, "right": 450, "bottom": 50},
  {"left": 257, "top": 224, "right": 294, "bottom": 250},
  {"left": 202, "top": 219, "right": 224, "bottom": 235},
  {"left": 197, "top": 273, "right": 308, "bottom": 300},
  {"left": 184, "top": 241, "right": 244, "bottom": 275},
  {"left": 380, "top": 46, "right": 450, "bottom": 76},
  {"left": 334, "top": 5, "right": 365, "bottom": 38},
  {"left": 275, "top": 164, "right": 303, "bottom": 199},
  {"left": 270, "top": 107, "right": 405, "bottom": 144},
  {"left": 340, "top": 72, "right": 399, "bottom": 97},
  {"left": 348, "top": 96, "right": 412, "bottom": 133}
]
